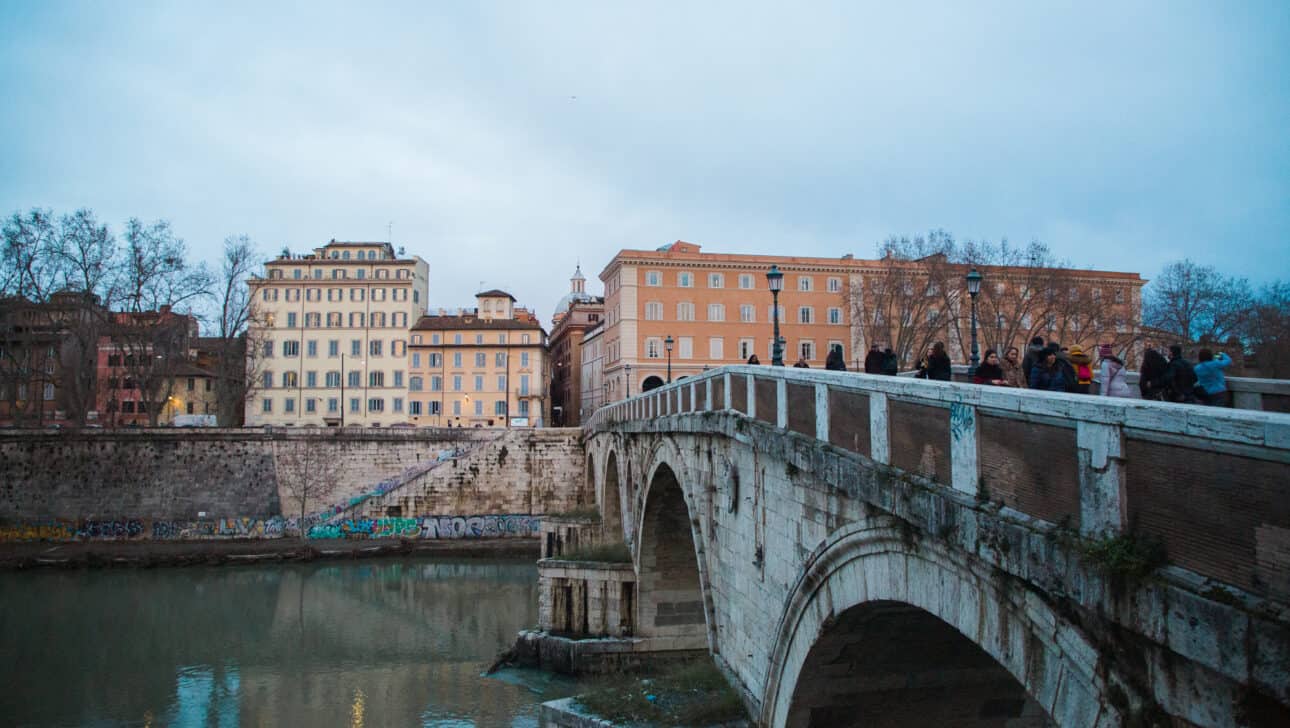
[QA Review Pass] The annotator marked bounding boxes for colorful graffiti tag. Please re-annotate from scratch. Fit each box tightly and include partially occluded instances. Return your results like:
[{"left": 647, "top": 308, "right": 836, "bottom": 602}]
[{"left": 0, "top": 514, "right": 540, "bottom": 542}]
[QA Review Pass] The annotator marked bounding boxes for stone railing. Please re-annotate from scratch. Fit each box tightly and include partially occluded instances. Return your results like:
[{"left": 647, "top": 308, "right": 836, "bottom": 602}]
[
  {"left": 931, "top": 363, "right": 1290, "bottom": 412},
  {"left": 588, "top": 365, "right": 1290, "bottom": 603}
]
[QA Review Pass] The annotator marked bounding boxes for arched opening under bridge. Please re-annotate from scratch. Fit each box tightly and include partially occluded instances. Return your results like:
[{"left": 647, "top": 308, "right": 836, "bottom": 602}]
[
  {"left": 601, "top": 450, "right": 622, "bottom": 541},
  {"left": 636, "top": 462, "right": 707, "bottom": 647},
  {"left": 641, "top": 375, "right": 665, "bottom": 392},
  {"left": 786, "top": 600, "right": 1054, "bottom": 727}
]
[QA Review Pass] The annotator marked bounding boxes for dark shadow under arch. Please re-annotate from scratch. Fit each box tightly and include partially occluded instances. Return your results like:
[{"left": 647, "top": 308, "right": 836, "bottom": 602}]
[
  {"left": 787, "top": 601, "right": 1054, "bottom": 728},
  {"left": 635, "top": 462, "right": 707, "bottom": 646},
  {"left": 641, "top": 375, "right": 665, "bottom": 392},
  {"left": 602, "top": 450, "right": 622, "bottom": 541}
]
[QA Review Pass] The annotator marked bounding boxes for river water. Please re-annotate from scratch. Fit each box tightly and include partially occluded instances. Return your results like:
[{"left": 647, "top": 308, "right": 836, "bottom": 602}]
[{"left": 0, "top": 557, "right": 579, "bottom": 727}]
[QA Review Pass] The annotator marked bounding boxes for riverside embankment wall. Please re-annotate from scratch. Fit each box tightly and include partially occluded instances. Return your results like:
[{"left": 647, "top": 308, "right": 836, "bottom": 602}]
[{"left": 0, "top": 427, "right": 585, "bottom": 541}]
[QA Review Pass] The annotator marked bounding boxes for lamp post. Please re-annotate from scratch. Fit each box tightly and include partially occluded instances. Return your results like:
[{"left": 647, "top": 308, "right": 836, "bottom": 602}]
[
  {"left": 766, "top": 264, "right": 784, "bottom": 366},
  {"left": 625, "top": 364, "right": 631, "bottom": 398},
  {"left": 966, "top": 268, "right": 983, "bottom": 376},
  {"left": 665, "top": 335, "right": 674, "bottom": 383}
]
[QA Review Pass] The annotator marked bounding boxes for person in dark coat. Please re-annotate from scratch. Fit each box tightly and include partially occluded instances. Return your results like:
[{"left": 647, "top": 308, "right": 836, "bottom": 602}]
[
  {"left": 972, "top": 349, "right": 1009, "bottom": 386},
  {"left": 1020, "top": 336, "right": 1046, "bottom": 383},
  {"left": 825, "top": 347, "right": 847, "bottom": 371},
  {"left": 1163, "top": 344, "right": 1198, "bottom": 403},
  {"left": 881, "top": 348, "right": 899, "bottom": 375},
  {"left": 916, "top": 342, "right": 953, "bottom": 381},
  {"left": 1029, "top": 349, "right": 1068, "bottom": 391},
  {"left": 1138, "top": 347, "right": 1169, "bottom": 400},
  {"left": 793, "top": 356, "right": 810, "bottom": 368},
  {"left": 863, "top": 344, "right": 884, "bottom": 374}
]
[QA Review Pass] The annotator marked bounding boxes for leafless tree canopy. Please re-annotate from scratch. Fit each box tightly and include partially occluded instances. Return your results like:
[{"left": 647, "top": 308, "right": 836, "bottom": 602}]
[{"left": 1143, "top": 259, "right": 1252, "bottom": 344}]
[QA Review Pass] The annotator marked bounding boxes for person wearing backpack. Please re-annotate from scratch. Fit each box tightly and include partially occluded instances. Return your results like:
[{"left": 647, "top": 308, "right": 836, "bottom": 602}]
[{"left": 1164, "top": 344, "right": 1199, "bottom": 403}]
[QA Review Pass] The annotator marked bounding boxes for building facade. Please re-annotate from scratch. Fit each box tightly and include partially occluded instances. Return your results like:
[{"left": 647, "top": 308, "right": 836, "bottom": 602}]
[
  {"left": 548, "top": 266, "right": 604, "bottom": 427},
  {"left": 406, "top": 291, "right": 549, "bottom": 428},
  {"left": 600, "top": 241, "right": 854, "bottom": 398},
  {"left": 579, "top": 321, "right": 605, "bottom": 423},
  {"left": 245, "top": 240, "right": 429, "bottom": 426},
  {"left": 598, "top": 241, "right": 1145, "bottom": 402}
]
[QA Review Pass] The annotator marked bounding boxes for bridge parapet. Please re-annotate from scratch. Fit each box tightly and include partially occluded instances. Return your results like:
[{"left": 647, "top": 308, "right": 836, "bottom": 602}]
[{"left": 589, "top": 365, "right": 1290, "bottom": 604}]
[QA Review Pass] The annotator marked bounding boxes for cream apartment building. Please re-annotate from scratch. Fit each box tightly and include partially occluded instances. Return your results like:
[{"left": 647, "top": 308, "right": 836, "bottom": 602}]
[
  {"left": 245, "top": 240, "right": 429, "bottom": 426},
  {"left": 405, "top": 291, "right": 549, "bottom": 428}
]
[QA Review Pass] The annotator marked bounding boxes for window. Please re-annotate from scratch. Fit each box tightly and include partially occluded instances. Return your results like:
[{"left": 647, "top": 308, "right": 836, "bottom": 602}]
[
  {"left": 326, "top": 371, "right": 341, "bottom": 387},
  {"left": 305, "top": 398, "right": 316, "bottom": 413},
  {"left": 708, "top": 273, "right": 724, "bottom": 288},
  {"left": 286, "top": 312, "right": 298, "bottom": 328},
  {"left": 356, "top": 269, "right": 365, "bottom": 280},
  {"left": 709, "top": 337, "right": 724, "bottom": 360},
  {"left": 520, "top": 375, "right": 530, "bottom": 395},
  {"left": 328, "top": 340, "right": 339, "bottom": 357},
  {"left": 494, "top": 352, "right": 505, "bottom": 367},
  {"left": 369, "top": 340, "right": 382, "bottom": 357},
  {"left": 428, "top": 401, "right": 441, "bottom": 415},
  {"left": 738, "top": 273, "right": 754, "bottom": 289},
  {"left": 306, "top": 371, "right": 317, "bottom": 387},
  {"left": 475, "top": 352, "right": 486, "bottom": 367},
  {"left": 262, "top": 371, "right": 273, "bottom": 389},
  {"left": 828, "top": 307, "right": 842, "bottom": 325},
  {"left": 474, "top": 399, "right": 484, "bottom": 416},
  {"left": 284, "top": 398, "right": 296, "bottom": 413},
  {"left": 348, "top": 371, "right": 361, "bottom": 387},
  {"left": 452, "top": 375, "right": 462, "bottom": 391},
  {"left": 521, "top": 351, "right": 530, "bottom": 367},
  {"left": 349, "top": 398, "right": 361, "bottom": 413},
  {"left": 368, "top": 397, "right": 383, "bottom": 412},
  {"left": 645, "top": 301, "right": 663, "bottom": 320},
  {"left": 410, "top": 376, "right": 423, "bottom": 391},
  {"left": 494, "top": 401, "right": 506, "bottom": 416},
  {"left": 800, "top": 341, "right": 815, "bottom": 360},
  {"left": 739, "top": 304, "right": 755, "bottom": 323},
  {"left": 452, "top": 400, "right": 462, "bottom": 416},
  {"left": 497, "top": 375, "right": 506, "bottom": 391},
  {"left": 767, "top": 304, "right": 784, "bottom": 322},
  {"left": 429, "top": 353, "right": 442, "bottom": 367},
  {"left": 283, "top": 340, "right": 300, "bottom": 357},
  {"left": 1114, "top": 288, "right": 1125, "bottom": 303},
  {"left": 497, "top": 334, "right": 506, "bottom": 344},
  {"left": 827, "top": 277, "right": 842, "bottom": 293},
  {"left": 369, "top": 371, "right": 384, "bottom": 387},
  {"left": 350, "top": 288, "right": 365, "bottom": 302},
  {"left": 306, "top": 340, "right": 318, "bottom": 357},
  {"left": 798, "top": 306, "right": 814, "bottom": 324},
  {"left": 453, "top": 352, "right": 462, "bottom": 367},
  {"left": 475, "top": 333, "right": 484, "bottom": 345},
  {"left": 412, "top": 353, "right": 421, "bottom": 368},
  {"left": 678, "top": 272, "right": 693, "bottom": 287},
  {"left": 187, "top": 377, "right": 195, "bottom": 392},
  {"left": 453, "top": 334, "right": 463, "bottom": 345},
  {"left": 431, "top": 375, "right": 442, "bottom": 391},
  {"left": 474, "top": 375, "right": 484, "bottom": 391},
  {"left": 798, "top": 276, "right": 813, "bottom": 292},
  {"left": 739, "top": 338, "right": 754, "bottom": 360},
  {"left": 646, "top": 338, "right": 662, "bottom": 358},
  {"left": 410, "top": 400, "right": 422, "bottom": 415},
  {"left": 522, "top": 334, "right": 531, "bottom": 344},
  {"left": 43, "top": 383, "right": 54, "bottom": 401},
  {"left": 348, "top": 312, "right": 364, "bottom": 327},
  {"left": 645, "top": 270, "right": 662, "bottom": 286},
  {"left": 677, "top": 302, "right": 694, "bottom": 321},
  {"left": 393, "top": 398, "right": 403, "bottom": 413},
  {"left": 373, "top": 288, "right": 386, "bottom": 302},
  {"left": 678, "top": 337, "right": 693, "bottom": 359},
  {"left": 262, "top": 398, "right": 272, "bottom": 413},
  {"left": 707, "top": 304, "right": 725, "bottom": 321},
  {"left": 518, "top": 400, "right": 529, "bottom": 416}
]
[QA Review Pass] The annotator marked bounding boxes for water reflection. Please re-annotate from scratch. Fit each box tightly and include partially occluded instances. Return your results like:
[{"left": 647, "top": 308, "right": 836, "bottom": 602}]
[{"left": 0, "top": 558, "right": 578, "bottom": 727}]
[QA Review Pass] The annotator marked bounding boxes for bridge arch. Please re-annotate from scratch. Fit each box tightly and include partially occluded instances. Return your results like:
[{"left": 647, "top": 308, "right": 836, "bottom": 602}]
[
  {"left": 634, "top": 442, "right": 714, "bottom": 650},
  {"left": 763, "top": 522, "right": 1116, "bottom": 727},
  {"left": 599, "top": 448, "right": 623, "bottom": 542}
]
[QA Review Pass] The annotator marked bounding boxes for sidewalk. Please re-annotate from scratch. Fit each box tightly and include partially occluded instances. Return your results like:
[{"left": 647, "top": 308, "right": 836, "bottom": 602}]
[{"left": 0, "top": 537, "right": 539, "bottom": 570}]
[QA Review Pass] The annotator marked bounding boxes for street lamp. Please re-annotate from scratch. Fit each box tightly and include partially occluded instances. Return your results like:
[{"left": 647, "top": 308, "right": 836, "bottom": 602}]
[
  {"left": 625, "top": 364, "right": 631, "bottom": 398},
  {"left": 966, "top": 268, "right": 983, "bottom": 376},
  {"left": 766, "top": 265, "right": 784, "bottom": 366},
  {"left": 664, "top": 335, "right": 674, "bottom": 383}
]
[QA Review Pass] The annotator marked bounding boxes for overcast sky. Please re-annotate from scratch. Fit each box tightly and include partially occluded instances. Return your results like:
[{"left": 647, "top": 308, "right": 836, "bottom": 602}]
[{"left": 2, "top": 1, "right": 1287, "bottom": 324}]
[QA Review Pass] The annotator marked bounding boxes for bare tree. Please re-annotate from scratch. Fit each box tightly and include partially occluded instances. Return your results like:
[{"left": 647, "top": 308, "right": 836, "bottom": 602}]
[
  {"left": 1144, "top": 259, "right": 1252, "bottom": 344},
  {"left": 207, "top": 235, "right": 264, "bottom": 426},
  {"left": 1, "top": 209, "right": 63, "bottom": 302},
  {"left": 849, "top": 232, "right": 957, "bottom": 368},
  {"left": 1246, "top": 282, "right": 1290, "bottom": 378},
  {"left": 120, "top": 218, "right": 212, "bottom": 313},
  {"left": 274, "top": 437, "right": 342, "bottom": 541}
]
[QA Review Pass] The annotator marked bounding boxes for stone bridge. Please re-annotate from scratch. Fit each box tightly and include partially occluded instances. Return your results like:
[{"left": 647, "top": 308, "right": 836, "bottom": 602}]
[{"left": 580, "top": 365, "right": 1290, "bottom": 727}]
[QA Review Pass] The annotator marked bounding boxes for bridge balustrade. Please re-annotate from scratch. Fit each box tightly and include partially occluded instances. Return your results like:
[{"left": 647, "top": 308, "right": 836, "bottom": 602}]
[{"left": 590, "top": 365, "right": 1290, "bottom": 603}]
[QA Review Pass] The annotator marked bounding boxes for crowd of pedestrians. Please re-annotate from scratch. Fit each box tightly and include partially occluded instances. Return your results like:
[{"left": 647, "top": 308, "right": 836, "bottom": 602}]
[{"left": 748, "top": 336, "right": 1232, "bottom": 407}]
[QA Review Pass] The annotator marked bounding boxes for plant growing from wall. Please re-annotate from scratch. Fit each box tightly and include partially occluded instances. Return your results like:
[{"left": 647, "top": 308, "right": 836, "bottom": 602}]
[{"left": 274, "top": 437, "right": 342, "bottom": 541}]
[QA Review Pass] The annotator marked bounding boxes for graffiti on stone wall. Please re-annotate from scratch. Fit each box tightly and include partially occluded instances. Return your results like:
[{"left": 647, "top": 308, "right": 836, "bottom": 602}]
[
  {"left": 0, "top": 514, "right": 540, "bottom": 542},
  {"left": 306, "top": 514, "right": 540, "bottom": 540}
]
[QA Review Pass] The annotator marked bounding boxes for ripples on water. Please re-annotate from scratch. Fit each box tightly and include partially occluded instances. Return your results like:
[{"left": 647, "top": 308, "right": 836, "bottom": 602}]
[{"left": 0, "top": 557, "right": 580, "bottom": 727}]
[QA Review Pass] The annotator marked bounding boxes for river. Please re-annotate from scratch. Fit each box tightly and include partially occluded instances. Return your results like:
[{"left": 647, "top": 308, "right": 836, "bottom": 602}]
[{"left": 0, "top": 557, "right": 579, "bottom": 727}]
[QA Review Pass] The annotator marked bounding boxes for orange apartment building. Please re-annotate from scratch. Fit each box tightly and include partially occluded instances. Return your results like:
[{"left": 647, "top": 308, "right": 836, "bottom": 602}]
[
  {"left": 598, "top": 241, "right": 1144, "bottom": 402},
  {"left": 600, "top": 242, "right": 854, "bottom": 398}
]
